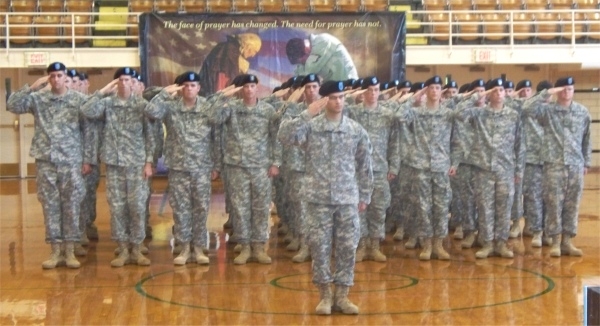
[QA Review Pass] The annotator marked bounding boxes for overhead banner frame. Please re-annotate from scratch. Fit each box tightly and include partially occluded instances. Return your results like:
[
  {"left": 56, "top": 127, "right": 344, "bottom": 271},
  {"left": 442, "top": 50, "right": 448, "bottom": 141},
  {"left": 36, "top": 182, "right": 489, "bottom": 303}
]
[{"left": 140, "top": 12, "right": 406, "bottom": 97}]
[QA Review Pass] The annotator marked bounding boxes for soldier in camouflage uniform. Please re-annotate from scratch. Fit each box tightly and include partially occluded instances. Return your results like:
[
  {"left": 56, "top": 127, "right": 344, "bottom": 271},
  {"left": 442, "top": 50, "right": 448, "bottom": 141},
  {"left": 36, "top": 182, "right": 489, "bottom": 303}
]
[
  {"left": 394, "top": 76, "right": 456, "bottom": 260},
  {"left": 346, "top": 76, "right": 399, "bottom": 263},
  {"left": 81, "top": 67, "right": 155, "bottom": 267},
  {"left": 277, "top": 74, "right": 321, "bottom": 262},
  {"left": 286, "top": 33, "right": 359, "bottom": 82},
  {"left": 8, "top": 62, "right": 90, "bottom": 269},
  {"left": 450, "top": 79, "right": 486, "bottom": 248},
  {"left": 455, "top": 78, "right": 524, "bottom": 259},
  {"left": 209, "top": 74, "right": 281, "bottom": 265},
  {"left": 523, "top": 77, "right": 591, "bottom": 257},
  {"left": 278, "top": 80, "right": 373, "bottom": 315},
  {"left": 145, "top": 72, "right": 219, "bottom": 265}
]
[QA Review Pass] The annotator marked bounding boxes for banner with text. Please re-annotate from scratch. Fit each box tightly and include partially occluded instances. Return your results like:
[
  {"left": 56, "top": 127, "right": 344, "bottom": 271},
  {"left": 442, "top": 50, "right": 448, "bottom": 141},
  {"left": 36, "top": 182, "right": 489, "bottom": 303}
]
[{"left": 140, "top": 12, "right": 406, "bottom": 97}]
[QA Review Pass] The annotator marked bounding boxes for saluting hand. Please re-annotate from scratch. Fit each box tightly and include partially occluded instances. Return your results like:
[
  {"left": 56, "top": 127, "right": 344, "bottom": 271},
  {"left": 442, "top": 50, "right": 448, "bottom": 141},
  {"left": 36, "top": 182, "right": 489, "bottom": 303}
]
[
  {"left": 100, "top": 79, "right": 119, "bottom": 95},
  {"left": 306, "top": 97, "right": 328, "bottom": 117},
  {"left": 222, "top": 86, "right": 242, "bottom": 97},
  {"left": 287, "top": 87, "right": 304, "bottom": 103},
  {"left": 273, "top": 88, "right": 290, "bottom": 98},
  {"left": 31, "top": 76, "right": 49, "bottom": 90}
]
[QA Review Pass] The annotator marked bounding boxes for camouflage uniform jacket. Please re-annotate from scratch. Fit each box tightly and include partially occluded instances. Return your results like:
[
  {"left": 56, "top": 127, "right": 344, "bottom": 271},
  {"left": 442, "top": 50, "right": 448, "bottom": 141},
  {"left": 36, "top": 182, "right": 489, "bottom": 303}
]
[
  {"left": 278, "top": 102, "right": 308, "bottom": 172},
  {"left": 278, "top": 111, "right": 374, "bottom": 205},
  {"left": 523, "top": 89, "right": 591, "bottom": 167},
  {"left": 209, "top": 95, "right": 281, "bottom": 168},
  {"left": 145, "top": 90, "right": 218, "bottom": 172},
  {"left": 7, "top": 85, "right": 91, "bottom": 165},
  {"left": 81, "top": 92, "right": 155, "bottom": 166},
  {"left": 346, "top": 103, "right": 400, "bottom": 174},
  {"left": 396, "top": 99, "right": 456, "bottom": 172},
  {"left": 456, "top": 103, "right": 525, "bottom": 178}
]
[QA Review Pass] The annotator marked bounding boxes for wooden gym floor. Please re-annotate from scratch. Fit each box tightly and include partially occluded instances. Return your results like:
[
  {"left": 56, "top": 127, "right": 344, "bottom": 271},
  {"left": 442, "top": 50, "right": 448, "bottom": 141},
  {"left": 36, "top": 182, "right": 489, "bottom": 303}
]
[{"left": 0, "top": 173, "right": 598, "bottom": 325}]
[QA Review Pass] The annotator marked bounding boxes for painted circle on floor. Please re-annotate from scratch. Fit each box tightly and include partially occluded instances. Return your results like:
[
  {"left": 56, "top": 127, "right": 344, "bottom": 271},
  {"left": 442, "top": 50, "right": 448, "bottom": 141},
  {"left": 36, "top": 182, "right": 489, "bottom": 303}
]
[{"left": 135, "top": 261, "right": 554, "bottom": 315}]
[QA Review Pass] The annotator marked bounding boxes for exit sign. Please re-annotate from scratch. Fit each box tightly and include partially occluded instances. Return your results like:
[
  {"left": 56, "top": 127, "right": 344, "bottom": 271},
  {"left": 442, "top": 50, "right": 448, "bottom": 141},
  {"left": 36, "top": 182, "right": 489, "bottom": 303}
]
[
  {"left": 24, "top": 52, "right": 49, "bottom": 67},
  {"left": 472, "top": 49, "right": 496, "bottom": 63}
]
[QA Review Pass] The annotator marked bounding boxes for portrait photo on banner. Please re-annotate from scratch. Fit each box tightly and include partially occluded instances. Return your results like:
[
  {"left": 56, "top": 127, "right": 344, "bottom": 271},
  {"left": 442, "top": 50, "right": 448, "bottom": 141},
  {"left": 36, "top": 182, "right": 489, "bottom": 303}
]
[{"left": 140, "top": 12, "right": 406, "bottom": 97}]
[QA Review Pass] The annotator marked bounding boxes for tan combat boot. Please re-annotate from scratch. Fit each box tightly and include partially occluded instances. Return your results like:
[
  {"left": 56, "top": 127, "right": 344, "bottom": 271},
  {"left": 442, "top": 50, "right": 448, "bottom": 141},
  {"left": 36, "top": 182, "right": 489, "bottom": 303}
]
[
  {"left": 393, "top": 227, "right": 404, "bottom": 241},
  {"left": 433, "top": 238, "right": 450, "bottom": 260},
  {"left": 286, "top": 236, "right": 300, "bottom": 251},
  {"left": 475, "top": 241, "right": 494, "bottom": 259},
  {"left": 355, "top": 238, "right": 367, "bottom": 262},
  {"left": 461, "top": 232, "right": 477, "bottom": 248},
  {"left": 131, "top": 243, "right": 151, "bottom": 266},
  {"left": 332, "top": 285, "right": 359, "bottom": 315},
  {"left": 509, "top": 222, "right": 521, "bottom": 238},
  {"left": 419, "top": 238, "right": 432, "bottom": 260},
  {"left": 549, "top": 234, "right": 561, "bottom": 257},
  {"left": 292, "top": 240, "right": 311, "bottom": 263},
  {"left": 315, "top": 283, "right": 333, "bottom": 315},
  {"left": 453, "top": 226, "right": 464, "bottom": 240},
  {"left": 74, "top": 243, "right": 87, "bottom": 256},
  {"left": 369, "top": 238, "right": 387, "bottom": 262},
  {"left": 560, "top": 234, "right": 583, "bottom": 256},
  {"left": 233, "top": 243, "right": 242, "bottom": 253},
  {"left": 64, "top": 242, "right": 81, "bottom": 269},
  {"left": 111, "top": 242, "right": 129, "bottom": 267},
  {"left": 174, "top": 242, "right": 191, "bottom": 265},
  {"left": 233, "top": 244, "right": 251, "bottom": 265},
  {"left": 531, "top": 231, "right": 543, "bottom": 248},
  {"left": 252, "top": 243, "right": 272, "bottom": 264},
  {"left": 495, "top": 240, "right": 514, "bottom": 258},
  {"left": 405, "top": 236, "right": 419, "bottom": 249},
  {"left": 193, "top": 244, "right": 210, "bottom": 265},
  {"left": 42, "top": 243, "right": 64, "bottom": 269}
]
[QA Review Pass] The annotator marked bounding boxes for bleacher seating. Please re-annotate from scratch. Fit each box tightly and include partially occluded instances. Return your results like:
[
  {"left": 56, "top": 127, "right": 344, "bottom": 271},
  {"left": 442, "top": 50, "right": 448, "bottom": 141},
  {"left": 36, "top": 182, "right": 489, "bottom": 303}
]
[
  {"left": 38, "top": 0, "right": 65, "bottom": 12},
  {"left": 34, "top": 15, "right": 62, "bottom": 44},
  {"left": 7, "top": 15, "right": 33, "bottom": 45},
  {"left": 498, "top": 0, "right": 524, "bottom": 9},
  {"left": 206, "top": 0, "right": 232, "bottom": 12},
  {"left": 130, "top": 0, "right": 155, "bottom": 12},
  {"left": 232, "top": 0, "right": 258, "bottom": 11},
  {"left": 181, "top": 0, "right": 207, "bottom": 12},
  {"left": 65, "top": 0, "right": 94, "bottom": 12},
  {"left": 10, "top": 0, "right": 38, "bottom": 12},
  {"left": 258, "top": 0, "right": 282, "bottom": 11},
  {"left": 63, "top": 14, "right": 91, "bottom": 44},
  {"left": 155, "top": 0, "right": 181, "bottom": 12},
  {"left": 482, "top": 12, "right": 508, "bottom": 42}
]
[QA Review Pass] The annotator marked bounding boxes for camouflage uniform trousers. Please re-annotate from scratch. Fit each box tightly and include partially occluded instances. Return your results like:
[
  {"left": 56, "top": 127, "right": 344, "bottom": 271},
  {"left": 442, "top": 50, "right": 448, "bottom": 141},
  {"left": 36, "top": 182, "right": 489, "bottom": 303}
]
[
  {"left": 397, "top": 165, "right": 417, "bottom": 236},
  {"left": 511, "top": 168, "right": 524, "bottom": 222},
  {"left": 450, "top": 163, "right": 478, "bottom": 233},
  {"left": 285, "top": 170, "right": 306, "bottom": 239},
  {"left": 222, "top": 167, "right": 238, "bottom": 240},
  {"left": 386, "top": 174, "right": 400, "bottom": 230},
  {"left": 105, "top": 164, "right": 149, "bottom": 244},
  {"left": 542, "top": 163, "right": 584, "bottom": 237},
  {"left": 80, "top": 164, "right": 100, "bottom": 235},
  {"left": 359, "top": 172, "right": 390, "bottom": 240},
  {"left": 523, "top": 163, "right": 544, "bottom": 232},
  {"left": 473, "top": 167, "right": 514, "bottom": 242},
  {"left": 226, "top": 164, "right": 272, "bottom": 244},
  {"left": 168, "top": 169, "right": 211, "bottom": 247},
  {"left": 37, "top": 160, "right": 86, "bottom": 243},
  {"left": 273, "top": 172, "right": 289, "bottom": 226},
  {"left": 409, "top": 166, "right": 451, "bottom": 238},
  {"left": 306, "top": 203, "right": 360, "bottom": 286}
]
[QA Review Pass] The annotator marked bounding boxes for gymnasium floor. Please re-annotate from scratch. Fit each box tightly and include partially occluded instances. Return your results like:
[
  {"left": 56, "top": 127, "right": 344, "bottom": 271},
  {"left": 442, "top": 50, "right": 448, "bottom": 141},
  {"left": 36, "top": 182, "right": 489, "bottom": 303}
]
[{"left": 0, "top": 173, "right": 598, "bottom": 325}]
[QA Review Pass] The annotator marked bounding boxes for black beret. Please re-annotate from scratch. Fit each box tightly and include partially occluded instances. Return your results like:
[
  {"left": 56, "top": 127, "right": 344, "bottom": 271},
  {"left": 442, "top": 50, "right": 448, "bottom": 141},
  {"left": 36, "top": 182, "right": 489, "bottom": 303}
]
[
  {"left": 424, "top": 75, "right": 442, "bottom": 87},
  {"left": 469, "top": 79, "right": 486, "bottom": 91},
  {"left": 486, "top": 78, "right": 503, "bottom": 91},
  {"left": 516, "top": 79, "right": 532, "bottom": 91},
  {"left": 78, "top": 72, "right": 88, "bottom": 80},
  {"left": 444, "top": 80, "right": 458, "bottom": 89},
  {"left": 178, "top": 71, "right": 200, "bottom": 84},
  {"left": 458, "top": 83, "right": 470, "bottom": 94},
  {"left": 230, "top": 74, "right": 245, "bottom": 87},
  {"left": 555, "top": 77, "right": 575, "bottom": 87},
  {"left": 361, "top": 76, "right": 380, "bottom": 89},
  {"left": 388, "top": 80, "right": 400, "bottom": 89},
  {"left": 343, "top": 78, "right": 357, "bottom": 88},
  {"left": 292, "top": 75, "right": 305, "bottom": 88},
  {"left": 239, "top": 74, "right": 259, "bottom": 86},
  {"left": 113, "top": 67, "right": 135, "bottom": 79},
  {"left": 381, "top": 82, "right": 392, "bottom": 91},
  {"left": 398, "top": 80, "right": 412, "bottom": 89},
  {"left": 319, "top": 80, "right": 345, "bottom": 97},
  {"left": 301, "top": 74, "right": 320, "bottom": 86},
  {"left": 131, "top": 69, "right": 138, "bottom": 78},
  {"left": 136, "top": 74, "right": 143, "bottom": 82},
  {"left": 536, "top": 80, "right": 553, "bottom": 93},
  {"left": 504, "top": 80, "right": 514, "bottom": 89},
  {"left": 66, "top": 69, "right": 78, "bottom": 78},
  {"left": 409, "top": 82, "right": 425, "bottom": 93},
  {"left": 47, "top": 62, "right": 66, "bottom": 73},
  {"left": 286, "top": 38, "right": 305, "bottom": 65},
  {"left": 174, "top": 73, "right": 184, "bottom": 85},
  {"left": 352, "top": 78, "right": 364, "bottom": 90}
]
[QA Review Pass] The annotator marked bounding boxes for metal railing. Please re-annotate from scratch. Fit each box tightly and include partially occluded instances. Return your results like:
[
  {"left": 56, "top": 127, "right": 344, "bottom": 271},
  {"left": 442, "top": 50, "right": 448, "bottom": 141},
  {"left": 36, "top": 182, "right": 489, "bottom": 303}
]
[{"left": 1, "top": 9, "right": 599, "bottom": 54}]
